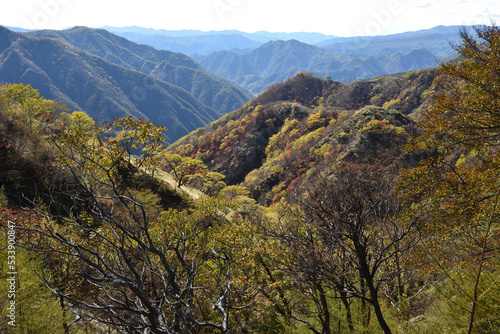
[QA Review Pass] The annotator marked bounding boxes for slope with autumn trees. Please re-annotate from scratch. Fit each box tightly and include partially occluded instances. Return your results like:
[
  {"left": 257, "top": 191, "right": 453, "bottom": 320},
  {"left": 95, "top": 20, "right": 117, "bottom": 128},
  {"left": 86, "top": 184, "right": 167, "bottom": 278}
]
[
  {"left": 0, "top": 83, "right": 188, "bottom": 211},
  {"left": 167, "top": 67, "right": 438, "bottom": 204}
]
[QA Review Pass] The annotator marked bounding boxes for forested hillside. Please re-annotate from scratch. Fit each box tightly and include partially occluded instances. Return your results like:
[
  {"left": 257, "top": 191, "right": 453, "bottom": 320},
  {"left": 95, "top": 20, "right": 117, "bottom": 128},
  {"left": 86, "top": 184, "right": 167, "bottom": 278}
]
[
  {"left": 168, "top": 68, "right": 436, "bottom": 203},
  {"left": 0, "top": 26, "right": 252, "bottom": 142},
  {"left": 26, "top": 27, "right": 253, "bottom": 115},
  {"left": 0, "top": 25, "right": 499, "bottom": 334}
]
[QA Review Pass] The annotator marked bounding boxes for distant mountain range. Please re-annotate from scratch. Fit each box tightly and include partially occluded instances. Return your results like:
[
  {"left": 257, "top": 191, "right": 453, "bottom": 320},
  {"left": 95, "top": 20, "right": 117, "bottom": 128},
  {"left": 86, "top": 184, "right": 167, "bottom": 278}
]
[
  {"left": 103, "top": 25, "right": 461, "bottom": 57},
  {"left": 0, "top": 26, "right": 252, "bottom": 142},
  {"left": 317, "top": 25, "right": 461, "bottom": 59},
  {"left": 102, "top": 26, "right": 334, "bottom": 46},
  {"left": 102, "top": 25, "right": 462, "bottom": 94},
  {"left": 195, "top": 40, "right": 438, "bottom": 94}
]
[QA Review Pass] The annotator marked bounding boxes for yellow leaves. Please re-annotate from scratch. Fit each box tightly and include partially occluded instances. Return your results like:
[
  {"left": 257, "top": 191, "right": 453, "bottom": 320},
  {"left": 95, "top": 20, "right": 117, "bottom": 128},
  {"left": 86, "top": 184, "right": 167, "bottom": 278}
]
[
  {"left": 291, "top": 127, "right": 324, "bottom": 151},
  {"left": 282, "top": 118, "right": 299, "bottom": 133},
  {"left": 62, "top": 111, "right": 96, "bottom": 130},
  {"left": 425, "top": 29, "right": 500, "bottom": 148},
  {"left": 289, "top": 129, "right": 300, "bottom": 140},
  {"left": 312, "top": 143, "right": 333, "bottom": 159},
  {"left": 383, "top": 98, "right": 399, "bottom": 109},
  {"left": 306, "top": 108, "right": 328, "bottom": 129},
  {"left": 0, "top": 83, "right": 41, "bottom": 105},
  {"left": 56, "top": 115, "right": 168, "bottom": 189},
  {"left": 108, "top": 116, "right": 167, "bottom": 159},
  {"left": 159, "top": 153, "right": 207, "bottom": 187},
  {"left": 219, "top": 185, "right": 250, "bottom": 201}
]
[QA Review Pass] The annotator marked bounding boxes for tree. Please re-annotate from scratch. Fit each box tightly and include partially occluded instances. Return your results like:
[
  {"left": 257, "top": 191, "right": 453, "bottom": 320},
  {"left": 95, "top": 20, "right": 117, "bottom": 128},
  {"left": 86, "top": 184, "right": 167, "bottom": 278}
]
[
  {"left": 201, "top": 171, "right": 226, "bottom": 196},
  {"left": 300, "top": 162, "right": 418, "bottom": 334},
  {"left": 160, "top": 153, "right": 207, "bottom": 188},
  {"left": 255, "top": 162, "right": 418, "bottom": 334},
  {"left": 0, "top": 83, "right": 67, "bottom": 131},
  {"left": 400, "top": 24, "right": 500, "bottom": 333},
  {"left": 12, "top": 116, "right": 250, "bottom": 333}
]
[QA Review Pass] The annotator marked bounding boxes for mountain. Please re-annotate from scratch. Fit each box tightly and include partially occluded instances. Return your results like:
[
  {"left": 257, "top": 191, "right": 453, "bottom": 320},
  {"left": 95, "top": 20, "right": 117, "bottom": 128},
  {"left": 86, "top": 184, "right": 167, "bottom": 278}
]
[
  {"left": 196, "top": 39, "right": 439, "bottom": 94},
  {"left": 25, "top": 27, "right": 253, "bottom": 115},
  {"left": 317, "top": 25, "right": 462, "bottom": 59},
  {"left": 196, "top": 40, "right": 340, "bottom": 94},
  {"left": 0, "top": 26, "right": 249, "bottom": 142},
  {"left": 376, "top": 47, "right": 437, "bottom": 73},
  {"left": 5, "top": 26, "right": 32, "bottom": 33},
  {"left": 167, "top": 69, "right": 439, "bottom": 203}
]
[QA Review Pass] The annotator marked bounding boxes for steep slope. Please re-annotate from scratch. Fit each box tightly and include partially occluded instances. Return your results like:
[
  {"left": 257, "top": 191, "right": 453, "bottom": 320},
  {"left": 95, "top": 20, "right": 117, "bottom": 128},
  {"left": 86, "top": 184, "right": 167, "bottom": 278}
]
[
  {"left": 0, "top": 26, "right": 20, "bottom": 52},
  {"left": 168, "top": 70, "right": 439, "bottom": 204},
  {"left": 0, "top": 28, "right": 221, "bottom": 142},
  {"left": 95, "top": 25, "right": 458, "bottom": 95},
  {"left": 244, "top": 40, "right": 336, "bottom": 75},
  {"left": 198, "top": 40, "right": 367, "bottom": 94},
  {"left": 0, "top": 85, "right": 188, "bottom": 210},
  {"left": 26, "top": 27, "right": 253, "bottom": 114}
]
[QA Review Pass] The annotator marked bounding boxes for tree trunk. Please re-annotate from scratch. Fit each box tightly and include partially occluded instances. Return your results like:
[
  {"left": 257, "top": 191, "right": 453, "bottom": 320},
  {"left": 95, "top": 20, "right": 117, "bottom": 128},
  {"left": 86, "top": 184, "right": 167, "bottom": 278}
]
[
  {"left": 358, "top": 245, "right": 392, "bottom": 334},
  {"left": 316, "top": 282, "right": 331, "bottom": 334},
  {"left": 60, "top": 295, "right": 70, "bottom": 334},
  {"left": 364, "top": 272, "right": 392, "bottom": 334},
  {"left": 369, "top": 287, "right": 392, "bottom": 334},
  {"left": 340, "top": 290, "right": 354, "bottom": 332}
]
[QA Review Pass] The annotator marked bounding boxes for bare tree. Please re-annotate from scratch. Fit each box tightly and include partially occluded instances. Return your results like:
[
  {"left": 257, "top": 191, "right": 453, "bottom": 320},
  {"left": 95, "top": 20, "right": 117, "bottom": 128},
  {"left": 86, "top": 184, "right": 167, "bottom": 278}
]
[{"left": 299, "top": 162, "right": 419, "bottom": 334}]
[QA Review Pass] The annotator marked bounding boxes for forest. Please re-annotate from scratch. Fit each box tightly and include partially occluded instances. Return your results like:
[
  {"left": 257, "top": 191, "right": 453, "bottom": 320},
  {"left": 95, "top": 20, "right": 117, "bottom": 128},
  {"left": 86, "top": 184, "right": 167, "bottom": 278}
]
[{"left": 0, "top": 25, "right": 499, "bottom": 333}]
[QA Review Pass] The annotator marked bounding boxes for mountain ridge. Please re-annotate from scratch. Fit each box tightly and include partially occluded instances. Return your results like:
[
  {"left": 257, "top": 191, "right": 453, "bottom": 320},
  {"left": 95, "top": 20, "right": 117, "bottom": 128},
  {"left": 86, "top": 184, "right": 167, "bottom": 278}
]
[
  {"left": 25, "top": 26, "right": 253, "bottom": 115},
  {"left": 0, "top": 26, "right": 253, "bottom": 142},
  {"left": 167, "top": 69, "right": 439, "bottom": 203}
]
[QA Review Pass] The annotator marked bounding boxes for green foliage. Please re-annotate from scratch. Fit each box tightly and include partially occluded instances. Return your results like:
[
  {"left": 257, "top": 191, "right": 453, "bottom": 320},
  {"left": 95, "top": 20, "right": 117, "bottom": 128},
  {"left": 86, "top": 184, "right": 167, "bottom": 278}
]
[
  {"left": 410, "top": 265, "right": 500, "bottom": 334},
  {"left": 160, "top": 153, "right": 207, "bottom": 187},
  {"left": 383, "top": 98, "right": 400, "bottom": 109},
  {"left": 405, "top": 70, "right": 417, "bottom": 80},
  {"left": 202, "top": 171, "right": 227, "bottom": 196},
  {"left": 0, "top": 186, "right": 8, "bottom": 208},
  {"left": 219, "top": 185, "right": 250, "bottom": 200},
  {"left": 291, "top": 127, "right": 324, "bottom": 150}
]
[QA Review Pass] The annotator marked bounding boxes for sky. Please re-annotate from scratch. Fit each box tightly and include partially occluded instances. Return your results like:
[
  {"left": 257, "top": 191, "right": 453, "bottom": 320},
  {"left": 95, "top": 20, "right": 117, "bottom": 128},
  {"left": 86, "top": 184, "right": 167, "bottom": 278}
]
[{"left": 1, "top": 0, "right": 499, "bottom": 37}]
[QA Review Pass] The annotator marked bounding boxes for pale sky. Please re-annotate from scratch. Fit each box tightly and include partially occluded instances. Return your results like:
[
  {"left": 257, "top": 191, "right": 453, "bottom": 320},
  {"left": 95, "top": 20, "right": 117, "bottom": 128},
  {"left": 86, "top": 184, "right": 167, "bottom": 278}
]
[{"left": 2, "top": 0, "right": 499, "bottom": 37}]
